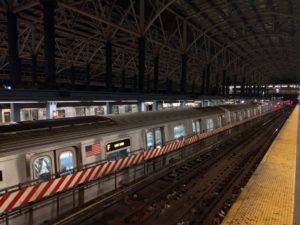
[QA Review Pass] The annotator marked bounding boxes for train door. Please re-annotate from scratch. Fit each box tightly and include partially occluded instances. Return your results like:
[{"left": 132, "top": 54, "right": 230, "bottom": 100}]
[
  {"left": 146, "top": 127, "right": 164, "bottom": 150},
  {"left": 192, "top": 120, "right": 201, "bottom": 134},
  {"left": 206, "top": 119, "right": 214, "bottom": 131}
]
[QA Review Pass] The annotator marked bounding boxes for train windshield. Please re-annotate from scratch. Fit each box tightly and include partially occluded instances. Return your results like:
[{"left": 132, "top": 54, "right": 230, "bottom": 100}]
[{"left": 34, "top": 156, "right": 51, "bottom": 180}]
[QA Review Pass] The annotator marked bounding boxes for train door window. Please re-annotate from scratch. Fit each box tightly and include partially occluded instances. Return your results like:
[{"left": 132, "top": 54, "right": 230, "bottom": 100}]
[
  {"left": 59, "top": 151, "right": 75, "bottom": 173},
  {"left": 206, "top": 119, "right": 214, "bottom": 131},
  {"left": 192, "top": 120, "right": 201, "bottom": 134},
  {"left": 146, "top": 131, "right": 154, "bottom": 150},
  {"left": 33, "top": 156, "right": 52, "bottom": 181},
  {"left": 155, "top": 129, "right": 162, "bottom": 147},
  {"left": 174, "top": 125, "right": 185, "bottom": 139}
]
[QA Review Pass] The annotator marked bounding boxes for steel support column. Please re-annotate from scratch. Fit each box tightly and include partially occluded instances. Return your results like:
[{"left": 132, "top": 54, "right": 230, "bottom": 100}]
[
  {"left": 253, "top": 84, "right": 256, "bottom": 96},
  {"left": 85, "top": 64, "right": 90, "bottom": 89},
  {"left": 31, "top": 54, "right": 37, "bottom": 83},
  {"left": 249, "top": 83, "right": 253, "bottom": 96},
  {"left": 106, "top": 41, "right": 112, "bottom": 91},
  {"left": 226, "top": 77, "right": 230, "bottom": 95},
  {"left": 138, "top": 37, "right": 145, "bottom": 92},
  {"left": 10, "top": 103, "right": 21, "bottom": 122},
  {"left": 106, "top": 102, "right": 113, "bottom": 114},
  {"left": 215, "top": 72, "right": 219, "bottom": 95},
  {"left": 222, "top": 70, "right": 226, "bottom": 95},
  {"left": 192, "top": 79, "right": 195, "bottom": 94},
  {"left": 206, "top": 64, "right": 211, "bottom": 95},
  {"left": 181, "top": 54, "right": 187, "bottom": 94},
  {"left": 153, "top": 56, "right": 159, "bottom": 93},
  {"left": 122, "top": 70, "right": 126, "bottom": 91},
  {"left": 180, "top": 101, "right": 186, "bottom": 108},
  {"left": 233, "top": 74, "right": 237, "bottom": 96},
  {"left": 241, "top": 77, "right": 245, "bottom": 96},
  {"left": 147, "top": 72, "right": 150, "bottom": 92},
  {"left": 169, "top": 79, "right": 173, "bottom": 94},
  {"left": 152, "top": 100, "right": 158, "bottom": 111},
  {"left": 46, "top": 101, "right": 57, "bottom": 119},
  {"left": 42, "top": 0, "right": 56, "bottom": 87},
  {"left": 71, "top": 64, "right": 75, "bottom": 90},
  {"left": 7, "top": 11, "right": 21, "bottom": 86},
  {"left": 202, "top": 69, "right": 206, "bottom": 94},
  {"left": 138, "top": 101, "right": 145, "bottom": 112},
  {"left": 134, "top": 74, "right": 138, "bottom": 90}
]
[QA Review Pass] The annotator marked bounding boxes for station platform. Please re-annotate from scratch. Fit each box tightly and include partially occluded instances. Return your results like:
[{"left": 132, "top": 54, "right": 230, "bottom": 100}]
[{"left": 222, "top": 105, "right": 299, "bottom": 225}]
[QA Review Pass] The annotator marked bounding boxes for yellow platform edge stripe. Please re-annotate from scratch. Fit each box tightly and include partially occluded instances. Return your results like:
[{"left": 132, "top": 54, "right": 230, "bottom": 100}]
[{"left": 222, "top": 106, "right": 298, "bottom": 225}]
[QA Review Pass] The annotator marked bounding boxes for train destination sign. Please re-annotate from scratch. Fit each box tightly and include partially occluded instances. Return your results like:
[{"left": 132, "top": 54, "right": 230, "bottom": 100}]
[{"left": 106, "top": 139, "right": 131, "bottom": 152}]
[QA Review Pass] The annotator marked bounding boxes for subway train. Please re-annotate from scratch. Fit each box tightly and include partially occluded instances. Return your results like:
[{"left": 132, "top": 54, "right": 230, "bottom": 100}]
[{"left": 0, "top": 102, "right": 283, "bottom": 225}]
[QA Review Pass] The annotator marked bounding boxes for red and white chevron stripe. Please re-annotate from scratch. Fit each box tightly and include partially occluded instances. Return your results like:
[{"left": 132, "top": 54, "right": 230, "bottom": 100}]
[{"left": 0, "top": 152, "right": 145, "bottom": 214}]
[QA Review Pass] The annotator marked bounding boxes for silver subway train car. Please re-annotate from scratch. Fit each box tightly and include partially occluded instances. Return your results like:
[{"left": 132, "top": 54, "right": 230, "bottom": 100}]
[{"left": 0, "top": 103, "right": 279, "bottom": 225}]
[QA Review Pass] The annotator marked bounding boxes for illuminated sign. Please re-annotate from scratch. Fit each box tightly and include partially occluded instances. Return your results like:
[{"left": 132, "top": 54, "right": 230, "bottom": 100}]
[{"left": 106, "top": 139, "right": 130, "bottom": 152}]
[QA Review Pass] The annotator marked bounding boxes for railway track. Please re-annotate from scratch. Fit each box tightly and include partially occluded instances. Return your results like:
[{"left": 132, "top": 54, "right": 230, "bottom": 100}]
[{"left": 49, "top": 108, "right": 291, "bottom": 225}]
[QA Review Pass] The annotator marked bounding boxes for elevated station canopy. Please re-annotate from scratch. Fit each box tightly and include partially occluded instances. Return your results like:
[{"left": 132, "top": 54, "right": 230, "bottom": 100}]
[{"left": 0, "top": 0, "right": 299, "bottom": 96}]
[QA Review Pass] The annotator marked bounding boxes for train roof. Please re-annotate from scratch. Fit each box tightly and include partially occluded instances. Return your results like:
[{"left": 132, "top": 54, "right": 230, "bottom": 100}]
[
  {"left": 0, "top": 116, "right": 116, "bottom": 134},
  {"left": 220, "top": 103, "right": 259, "bottom": 111},
  {"left": 0, "top": 106, "right": 236, "bottom": 157},
  {"left": 108, "top": 106, "right": 223, "bottom": 125}
]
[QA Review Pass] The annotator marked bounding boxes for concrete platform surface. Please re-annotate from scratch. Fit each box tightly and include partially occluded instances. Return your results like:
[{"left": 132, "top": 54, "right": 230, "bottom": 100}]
[{"left": 222, "top": 106, "right": 299, "bottom": 225}]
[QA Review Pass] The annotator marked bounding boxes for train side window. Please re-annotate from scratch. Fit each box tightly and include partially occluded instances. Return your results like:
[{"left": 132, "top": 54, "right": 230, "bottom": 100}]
[
  {"left": 206, "top": 119, "right": 214, "bottom": 131},
  {"left": 0, "top": 171, "right": 2, "bottom": 181},
  {"left": 33, "top": 156, "right": 52, "bottom": 181},
  {"left": 59, "top": 151, "right": 74, "bottom": 173},
  {"left": 146, "top": 131, "right": 154, "bottom": 150},
  {"left": 174, "top": 125, "right": 185, "bottom": 139},
  {"left": 155, "top": 129, "right": 162, "bottom": 147}
]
